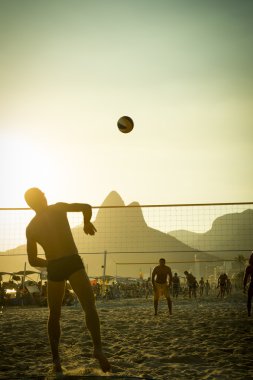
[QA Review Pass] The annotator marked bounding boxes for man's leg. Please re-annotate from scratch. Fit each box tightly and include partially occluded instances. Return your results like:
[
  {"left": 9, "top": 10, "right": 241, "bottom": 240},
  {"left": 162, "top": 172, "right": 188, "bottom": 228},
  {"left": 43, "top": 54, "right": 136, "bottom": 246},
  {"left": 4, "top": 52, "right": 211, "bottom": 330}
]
[
  {"left": 153, "top": 286, "right": 159, "bottom": 315},
  {"left": 47, "top": 280, "right": 66, "bottom": 372},
  {"left": 154, "top": 299, "right": 158, "bottom": 315},
  {"left": 166, "top": 296, "right": 172, "bottom": 315},
  {"left": 165, "top": 285, "right": 172, "bottom": 315},
  {"left": 68, "top": 269, "right": 110, "bottom": 373}
]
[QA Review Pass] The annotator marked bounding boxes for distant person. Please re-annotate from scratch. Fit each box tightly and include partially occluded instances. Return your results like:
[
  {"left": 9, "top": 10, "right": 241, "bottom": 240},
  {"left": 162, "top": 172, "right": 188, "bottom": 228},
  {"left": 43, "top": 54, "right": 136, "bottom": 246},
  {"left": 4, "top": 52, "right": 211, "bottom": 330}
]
[
  {"left": 199, "top": 277, "right": 205, "bottom": 297},
  {"left": 184, "top": 271, "right": 198, "bottom": 298},
  {"left": 24, "top": 188, "right": 110, "bottom": 373},
  {"left": 217, "top": 273, "right": 228, "bottom": 299},
  {"left": 226, "top": 277, "right": 232, "bottom": 295},
  {"left": 152, "top": 258, "right": 172, "bottom": 315},
  {"left": 172, "top": 273, "right": 180, "bottom": 298},
  {"left": 145, "top": 278, "right": 153, "bottom": 299},
  {"left": 205, "top": 280, "right": 211, "bottom": 296},
  {"left": 243, "top": 253, "right": 253, "bottom": 317}
]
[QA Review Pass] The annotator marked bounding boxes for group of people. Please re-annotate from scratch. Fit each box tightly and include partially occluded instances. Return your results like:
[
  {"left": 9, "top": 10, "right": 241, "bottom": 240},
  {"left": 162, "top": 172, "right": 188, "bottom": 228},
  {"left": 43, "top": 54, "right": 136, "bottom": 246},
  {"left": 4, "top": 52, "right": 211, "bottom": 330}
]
[
  {"left": 151, "top": 257, "right": 253, "bottom": 318},
  {"left": 171, "top": 272, "right": 212, "bottom": 299},
  {"left": 93, "top": 280, "right": 152, "bottom": 300},
  {"left": 22, "top": 188, "right": 253, "bottom": 374},
  {"left": 0, "top": 278, "right": 153, "bottom": 306},
  {"left": 153, "top": 266, "right": 231, "bottom": 303}
]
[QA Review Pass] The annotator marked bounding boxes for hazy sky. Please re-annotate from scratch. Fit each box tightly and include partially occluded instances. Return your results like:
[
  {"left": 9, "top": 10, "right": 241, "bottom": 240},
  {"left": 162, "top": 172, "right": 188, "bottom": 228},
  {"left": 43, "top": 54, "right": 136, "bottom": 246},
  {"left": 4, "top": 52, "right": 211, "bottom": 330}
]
[{"left": 1, "top": 0, "right": 253, "bottom": 208}]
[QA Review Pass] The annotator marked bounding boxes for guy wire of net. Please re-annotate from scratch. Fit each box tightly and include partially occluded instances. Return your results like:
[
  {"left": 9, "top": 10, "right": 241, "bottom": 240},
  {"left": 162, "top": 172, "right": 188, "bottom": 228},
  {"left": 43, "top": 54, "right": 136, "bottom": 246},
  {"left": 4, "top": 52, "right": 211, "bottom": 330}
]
[{"left": 0, "top": 202, "right": 252, "bottom": 279}]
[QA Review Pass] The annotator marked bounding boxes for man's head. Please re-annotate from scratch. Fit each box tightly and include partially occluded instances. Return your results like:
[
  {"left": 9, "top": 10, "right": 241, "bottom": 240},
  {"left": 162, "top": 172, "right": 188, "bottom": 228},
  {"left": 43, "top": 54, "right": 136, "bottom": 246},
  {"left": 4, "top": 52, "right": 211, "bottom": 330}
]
[
  {"left": 249, "top": 252, "right": 253, "bottom": 265},
  {"left": 184, "top": 271, "right": 189, "bottom": 275},
  {"left": 24, "top": 188, "right": 47, "bottom": 211},
  {"left": 159, "top": 258, "right": 166, "bottom": 266}
]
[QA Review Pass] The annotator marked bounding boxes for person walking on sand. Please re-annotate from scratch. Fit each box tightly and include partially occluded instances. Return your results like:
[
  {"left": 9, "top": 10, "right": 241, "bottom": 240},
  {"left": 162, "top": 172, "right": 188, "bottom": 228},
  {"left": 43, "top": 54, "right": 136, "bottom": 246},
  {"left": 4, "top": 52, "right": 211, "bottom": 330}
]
[
  {"left": 243, "top": 252, "right": 253, "bottom": 317},
  {"left": 199, "top": 277, "right": 205, "bottom": 297},
  {"left": 24, "top": 188, "right": 111, "bottom": 373},
  {"left": 217, "top": 273, "right": 228, "bottom": 299},
  {"left": 172, "top": 272, "right": 180, "bottom": 298},
  {"left": 184, "top": 271, "right": 198, "bottom": 299},
  {"left": 152, "top": 258, "right": 172, "bottom": 316},
  {"left": 205, "top": 279, "right": 211, "bottom": 296}
]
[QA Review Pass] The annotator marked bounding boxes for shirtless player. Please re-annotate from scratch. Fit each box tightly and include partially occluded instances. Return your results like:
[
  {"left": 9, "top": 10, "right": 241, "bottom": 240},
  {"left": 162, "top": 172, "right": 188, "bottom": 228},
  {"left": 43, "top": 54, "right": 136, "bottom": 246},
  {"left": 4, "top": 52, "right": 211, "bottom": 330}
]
[
  {"left": 24, "top": 188, "right": 110, "bottom": 373},
  {"left": 152, "top": 258, "right": 172, "bottom": 316}
]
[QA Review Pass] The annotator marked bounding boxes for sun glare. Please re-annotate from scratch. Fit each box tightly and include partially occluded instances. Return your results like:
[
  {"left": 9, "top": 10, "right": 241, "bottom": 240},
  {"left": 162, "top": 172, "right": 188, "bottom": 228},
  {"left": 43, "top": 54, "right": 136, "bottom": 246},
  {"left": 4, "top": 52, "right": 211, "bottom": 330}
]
[{"left": 1, "top": 132, "right": 57, "bottom": 207}]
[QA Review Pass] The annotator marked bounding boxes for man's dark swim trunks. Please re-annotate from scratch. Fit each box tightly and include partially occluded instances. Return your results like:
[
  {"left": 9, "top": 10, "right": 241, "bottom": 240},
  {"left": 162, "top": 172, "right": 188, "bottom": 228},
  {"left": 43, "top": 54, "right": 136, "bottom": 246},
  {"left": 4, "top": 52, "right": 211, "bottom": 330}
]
[{"left": 47, "top": 254, "right": 84, "bottom": 281}]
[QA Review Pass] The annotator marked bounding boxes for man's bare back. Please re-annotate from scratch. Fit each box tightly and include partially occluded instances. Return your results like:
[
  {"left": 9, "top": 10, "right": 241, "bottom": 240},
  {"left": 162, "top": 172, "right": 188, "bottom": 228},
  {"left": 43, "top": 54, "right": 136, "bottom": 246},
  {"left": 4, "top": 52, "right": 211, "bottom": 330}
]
[
  {"left": 152, "top": 258, "right": 172, "bottom": 315},
  {"left": 152, "top": 265, "right": 172, "bottom": 284},
  {"left": 26, "top": 203, "right": 79, "bottom": 261}
]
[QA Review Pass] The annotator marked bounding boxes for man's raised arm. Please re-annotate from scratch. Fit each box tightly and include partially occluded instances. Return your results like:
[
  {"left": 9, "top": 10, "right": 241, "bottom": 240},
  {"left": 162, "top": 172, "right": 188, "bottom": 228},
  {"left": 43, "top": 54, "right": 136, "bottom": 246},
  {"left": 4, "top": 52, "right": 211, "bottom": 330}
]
[{"left": 56, "top": 202, "right": 97, "bottom": 235}]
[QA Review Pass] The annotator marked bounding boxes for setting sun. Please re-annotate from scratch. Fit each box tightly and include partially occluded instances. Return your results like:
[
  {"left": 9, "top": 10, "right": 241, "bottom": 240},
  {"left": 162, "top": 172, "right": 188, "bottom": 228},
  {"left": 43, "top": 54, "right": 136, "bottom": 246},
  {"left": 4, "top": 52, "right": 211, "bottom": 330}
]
[{"left": 1, "top": 131, "right": 58, "bottom": 206}]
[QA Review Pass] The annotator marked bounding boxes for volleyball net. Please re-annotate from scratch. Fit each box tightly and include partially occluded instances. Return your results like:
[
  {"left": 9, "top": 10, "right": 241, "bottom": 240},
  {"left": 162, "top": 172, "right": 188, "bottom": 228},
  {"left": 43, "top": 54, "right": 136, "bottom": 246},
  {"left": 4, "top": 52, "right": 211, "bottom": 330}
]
[{"left": 0, "top": 202, "right": 252, "bottom": 279}]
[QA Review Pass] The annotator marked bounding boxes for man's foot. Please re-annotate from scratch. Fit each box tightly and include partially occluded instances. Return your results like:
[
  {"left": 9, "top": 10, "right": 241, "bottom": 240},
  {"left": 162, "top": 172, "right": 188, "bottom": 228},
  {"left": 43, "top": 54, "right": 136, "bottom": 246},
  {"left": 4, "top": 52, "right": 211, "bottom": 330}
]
[
  {"left": 53, "top": 358, "right": 62, "bottom": 373},
  {"left": 93, "top": 348, "right": 111, "bottom": 373}
]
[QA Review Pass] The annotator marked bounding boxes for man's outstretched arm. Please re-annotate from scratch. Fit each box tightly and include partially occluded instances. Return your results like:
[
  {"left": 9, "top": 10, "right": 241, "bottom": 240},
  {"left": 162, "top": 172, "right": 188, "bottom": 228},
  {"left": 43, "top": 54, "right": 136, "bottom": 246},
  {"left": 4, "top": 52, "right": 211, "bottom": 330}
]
[{"left": 56, "top": 202, "right": 97, "bottom": 235}]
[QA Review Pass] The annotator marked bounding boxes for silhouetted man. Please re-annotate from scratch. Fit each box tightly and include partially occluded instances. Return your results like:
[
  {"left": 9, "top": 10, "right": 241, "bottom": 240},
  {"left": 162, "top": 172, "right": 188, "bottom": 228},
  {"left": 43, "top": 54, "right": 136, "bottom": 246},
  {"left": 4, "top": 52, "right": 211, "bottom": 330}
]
[
  {"left": 172, "top": 272, "right": 180, "bottom": 298},
  {"left": 184, "top": 271, "right": 198, "bottom": 298},
  {"left": 217, "top": 273, "right": 228, "bottom": 299},
  {"left": 199, "top": 277, "right": 205, "bottom": 297},
  {"left": 25, "top": 188, "right": 110, "bottom": 373},
  {"left": 152, "top": 258, "right": 172, "bottom": 315},
  {"left": 205, "top": 279, "right": 211, "bottom": 296}
]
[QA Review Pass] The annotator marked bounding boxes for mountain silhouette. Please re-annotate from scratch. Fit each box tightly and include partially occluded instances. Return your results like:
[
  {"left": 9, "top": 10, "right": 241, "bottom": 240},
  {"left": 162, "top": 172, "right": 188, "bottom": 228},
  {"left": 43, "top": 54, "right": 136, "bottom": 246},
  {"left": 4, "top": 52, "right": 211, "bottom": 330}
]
[
  {"left": 71, "top": 191, "right": 217, "bottom": 277},
  {"left": 169, "top": 209, "right": 253, "bottom": 260}
]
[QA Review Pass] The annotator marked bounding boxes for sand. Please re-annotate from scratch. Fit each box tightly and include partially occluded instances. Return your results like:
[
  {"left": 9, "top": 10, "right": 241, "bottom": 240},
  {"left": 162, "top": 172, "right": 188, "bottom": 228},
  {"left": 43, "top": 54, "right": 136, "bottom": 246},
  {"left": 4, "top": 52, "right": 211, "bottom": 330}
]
[{"left": 0, "top": 293, "right": 253, "bottom": 380}]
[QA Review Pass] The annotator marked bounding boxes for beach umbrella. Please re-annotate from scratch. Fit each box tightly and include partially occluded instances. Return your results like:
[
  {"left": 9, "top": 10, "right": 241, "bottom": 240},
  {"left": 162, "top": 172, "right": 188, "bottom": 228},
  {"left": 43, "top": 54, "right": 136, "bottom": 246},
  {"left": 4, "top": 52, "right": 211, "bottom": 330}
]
[{"left": 14, "top": 270, "right": 40, "bottom": 276}]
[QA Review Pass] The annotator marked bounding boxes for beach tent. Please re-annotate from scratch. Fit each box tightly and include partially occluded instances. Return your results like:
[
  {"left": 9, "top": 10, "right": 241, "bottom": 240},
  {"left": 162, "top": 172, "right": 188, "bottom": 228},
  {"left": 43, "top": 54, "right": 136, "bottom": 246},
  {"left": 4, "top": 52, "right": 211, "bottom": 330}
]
[{"left": 0, "top": 272, "right": 13, "bottom": 282}]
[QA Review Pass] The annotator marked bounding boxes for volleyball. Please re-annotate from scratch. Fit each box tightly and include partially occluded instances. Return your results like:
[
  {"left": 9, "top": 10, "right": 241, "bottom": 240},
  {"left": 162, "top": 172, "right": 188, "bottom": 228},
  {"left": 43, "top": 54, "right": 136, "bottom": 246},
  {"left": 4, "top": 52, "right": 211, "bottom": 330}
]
[{"left": 117, "top": 116, "right": 134, "bottom": 133}]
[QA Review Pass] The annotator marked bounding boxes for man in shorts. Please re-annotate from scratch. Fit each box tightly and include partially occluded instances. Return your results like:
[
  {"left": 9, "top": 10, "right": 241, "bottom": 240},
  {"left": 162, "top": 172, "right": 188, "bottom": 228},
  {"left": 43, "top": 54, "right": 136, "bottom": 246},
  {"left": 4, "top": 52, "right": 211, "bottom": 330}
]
[
  {"left": 152, "top": 258, "right": 172, "bottom": 315},
  {"left": 199, "top": 277, "right": 205, "bottom": 297},
  {"left": 172, "top": 272, "right": 180, "bottom": 298},
  {"left": 24, "top": 188, "right": 110, "bottom": 373},
  {"left": 184, "top": 271, "right": 198, "bottom": 298},
  {"left": 217, "top": 273, "right": 228, "bottom": 299}
]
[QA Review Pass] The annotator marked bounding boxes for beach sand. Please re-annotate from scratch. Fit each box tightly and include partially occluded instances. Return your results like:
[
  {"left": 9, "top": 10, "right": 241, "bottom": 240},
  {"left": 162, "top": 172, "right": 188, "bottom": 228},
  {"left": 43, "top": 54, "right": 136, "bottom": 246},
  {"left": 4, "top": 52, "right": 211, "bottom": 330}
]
[{"left": 0, "top": 293, "right": 252, "bottom": 380}]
